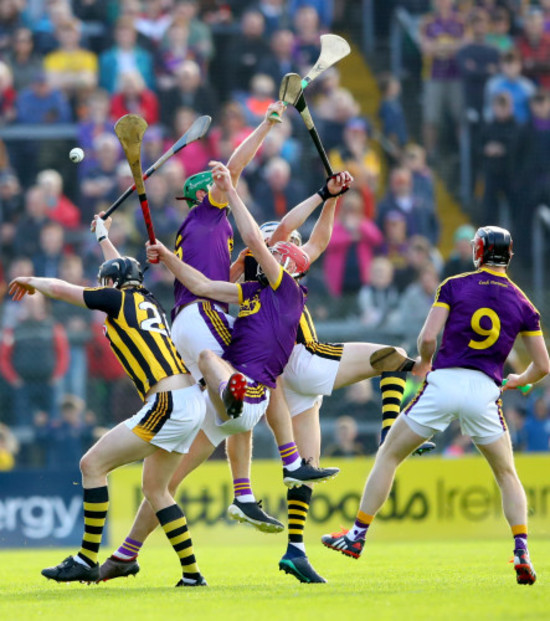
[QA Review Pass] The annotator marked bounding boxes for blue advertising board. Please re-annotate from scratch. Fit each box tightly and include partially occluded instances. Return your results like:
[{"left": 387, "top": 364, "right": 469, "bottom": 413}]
[{"left": 0, "top": 469, "right": 96, "bottom": 548}]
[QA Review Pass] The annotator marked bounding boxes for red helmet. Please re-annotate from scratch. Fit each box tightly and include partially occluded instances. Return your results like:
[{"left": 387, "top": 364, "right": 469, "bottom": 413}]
[
  {"left": 472, "top": 226, "right": 513, "bottom": 269},
  {"left": 271, "top": 241, "right": 310, "bottom": 278}
]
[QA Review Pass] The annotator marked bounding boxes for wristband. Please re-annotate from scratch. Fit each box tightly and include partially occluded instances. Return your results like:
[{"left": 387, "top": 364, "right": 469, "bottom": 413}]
[
  {"left": 317, "top": 174, "right": 350, "bottom": 201},
  {"left": 95, "top": 218, "right": 109, "bottom": 243}
]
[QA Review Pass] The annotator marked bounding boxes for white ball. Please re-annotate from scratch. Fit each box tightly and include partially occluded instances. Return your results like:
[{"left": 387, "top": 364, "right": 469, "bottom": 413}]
[{"left": 69, "top": 147, "right": 85, "bottom": 163}]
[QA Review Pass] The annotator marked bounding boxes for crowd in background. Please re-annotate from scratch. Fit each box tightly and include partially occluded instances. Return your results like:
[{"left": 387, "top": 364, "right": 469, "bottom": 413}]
[{"left": 0, "top": 0, "right": 548, "bottom": 469}]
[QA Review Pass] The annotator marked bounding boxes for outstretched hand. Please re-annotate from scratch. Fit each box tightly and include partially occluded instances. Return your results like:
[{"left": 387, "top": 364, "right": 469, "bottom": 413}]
[
  {"left": 266, "top": 100, "right": 286, "bottom": 124},
  {"left": 9, "top": 277, "right": 36, "bottom": 301},
  {"left": 209, "top": 160, "right": 233, "bottom": 193}
]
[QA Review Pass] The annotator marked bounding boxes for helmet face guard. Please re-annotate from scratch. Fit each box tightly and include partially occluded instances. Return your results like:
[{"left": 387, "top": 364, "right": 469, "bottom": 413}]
[
  {"left": 176, "top": 171, "right": 213, "bottom": 206},
  {"left": 259, "top": 221, "right": 303, "bottom": 246},
  {"left": 270, "top": 241, "right": 310, "bottom": 278},
  {"left": 472, "top": 226, "right": 513, "bottom": 269},
  {"left": 98, "top": 257, "right": 144, "bottom": 288}
]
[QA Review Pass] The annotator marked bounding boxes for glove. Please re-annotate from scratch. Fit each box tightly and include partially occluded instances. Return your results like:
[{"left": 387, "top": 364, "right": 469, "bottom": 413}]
[
  {"left": 317, "top": 174, "right": 350, "bottom": 201},
  {"left": 95, "top": 217, "right": 109, "bottom": 243}
]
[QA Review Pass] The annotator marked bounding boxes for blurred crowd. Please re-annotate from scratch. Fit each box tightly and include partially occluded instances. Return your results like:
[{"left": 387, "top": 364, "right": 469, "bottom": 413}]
[{"left": 0, "top": 0, "right": 548, "bottom": 468}]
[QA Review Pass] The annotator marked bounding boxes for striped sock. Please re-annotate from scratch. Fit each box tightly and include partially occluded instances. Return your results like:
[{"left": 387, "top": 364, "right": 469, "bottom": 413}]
[
  {"left": 113, "top": 537, "right": 142, "bottom": 561},
  {"left": 77, "top": 486, "right": 109, "bottom": 567},
  {"left": 279, "top": 442, "right": 301, "bottom": 471},
  {"left": 349, "top": 510, "right": 374, "bottom": 541},
  {"left": 233, "top": 477, "right": 255, "bottom": 503},
  {"left": 286, "top": 485, "right": 312, "bottom": 556},
  {"left": 379, "top": 372, "right": 406, "bottom": 445},
  {"left": 157, "top": 504, "right": 201, "bottom": 581},
  {"left": 512, "top": 524, "right": 528, "bottom": 551}
]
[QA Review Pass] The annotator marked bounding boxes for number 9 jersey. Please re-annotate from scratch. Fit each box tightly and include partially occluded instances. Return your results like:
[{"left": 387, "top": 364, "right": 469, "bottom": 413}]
[
  {"left": 432, "top": 266, "right": 542, "bottom": 385},
  {"left": 84, "top": 286, "right": 189, "bottom": 400}
]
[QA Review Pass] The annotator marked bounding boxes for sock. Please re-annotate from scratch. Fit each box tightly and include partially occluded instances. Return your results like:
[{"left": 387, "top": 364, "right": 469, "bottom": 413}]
[
  {"left": 77, "top": 486, "right": 109, "bottom": 567},
  {"left": 233, "top": 477, "right": 255, "bottom": 503},
  {"left": 512, "top": 524, "right": 528, "bottom": 551},
  {"left": 285, "top": 485, "right": 312, "bottom": 557},
  {"left": 113, "top": 537, "right": 142, "bottom": 561},
  {"left": 279, "top": 441, "right": 301, "bottom": 471},
  {"left": 379, "top": 372, "right": 406, "bottom": 445},
  {"left": 157, "top": 504, "right": 201, "bottom": 581},
  {"left": 218, "top": 380, "right": 227, "bottom": 399},
  {"left": 349, "top": 510, "right": 374, "bottom": 541}
]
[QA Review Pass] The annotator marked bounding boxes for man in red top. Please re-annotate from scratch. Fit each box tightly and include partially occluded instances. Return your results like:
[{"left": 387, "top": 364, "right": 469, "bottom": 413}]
[{"left": 516, "top": 10, "right": 550, "bottom": 89}]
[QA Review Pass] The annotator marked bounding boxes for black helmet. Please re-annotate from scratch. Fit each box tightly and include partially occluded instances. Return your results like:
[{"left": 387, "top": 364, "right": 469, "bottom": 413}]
[
  {"left": 472, "top": 226, "right": 513, "bottom": 268},
  {"left": 98, "top": 257, "right": 144, "bottom": 288}
]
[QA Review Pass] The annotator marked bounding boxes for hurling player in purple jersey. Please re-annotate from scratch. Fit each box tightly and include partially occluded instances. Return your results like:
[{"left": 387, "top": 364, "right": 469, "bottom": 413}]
[{"left": 322, "top": 226, "right": 550, "bottom": 586}]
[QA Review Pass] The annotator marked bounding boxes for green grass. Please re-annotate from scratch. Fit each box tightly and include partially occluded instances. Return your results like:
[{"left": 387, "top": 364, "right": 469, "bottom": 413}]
[{"left": 0, "top": 539, "right": 547, "bottom": 621}]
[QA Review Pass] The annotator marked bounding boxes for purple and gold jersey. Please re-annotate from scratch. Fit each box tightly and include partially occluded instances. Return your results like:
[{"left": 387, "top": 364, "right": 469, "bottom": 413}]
[
  {"left": 421, "top": 13, "right": 465, "bottom": 80},
  {"left": 223, "top": 267, "right": 306, "bottom": 388},
  {"left": 432, "top": 267, "right": 542, "bottom": 384},
  {"left": 172, "top": 191, "right": 234, "bottom": 320}
]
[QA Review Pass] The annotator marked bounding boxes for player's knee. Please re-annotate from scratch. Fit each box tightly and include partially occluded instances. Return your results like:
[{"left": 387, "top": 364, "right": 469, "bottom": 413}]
[
  {"left": 79, "top": 451, "right": 98, "bottom": 477},
  {"left": 198, "top": 349, "right": 215, "bottom": 374}
]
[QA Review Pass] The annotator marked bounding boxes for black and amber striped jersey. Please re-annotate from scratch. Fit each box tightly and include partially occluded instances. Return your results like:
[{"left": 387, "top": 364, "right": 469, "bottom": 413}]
[
  {"left": 83, "top": 286, "right": 189, "bottom": 400},
  {"left": 297, "top": 305, "right": 344, "bottom": 361}
]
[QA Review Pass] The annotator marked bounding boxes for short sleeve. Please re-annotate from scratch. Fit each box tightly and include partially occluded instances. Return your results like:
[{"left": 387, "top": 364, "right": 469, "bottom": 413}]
[
  {"left": 433, "top": 278, "right": 452, "bottom": 310},
  {"left": 83, "top": 287, "right": 123, "bottom": 316}
]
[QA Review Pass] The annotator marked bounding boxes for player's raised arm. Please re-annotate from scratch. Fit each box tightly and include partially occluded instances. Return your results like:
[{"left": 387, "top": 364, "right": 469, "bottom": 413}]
[
  {"left": 210, "top": 161, "right": 281, "bottom": 287},
  {"left": 90, "top": 212, "right": 121, "bottom": 261},
  {"left": 9, "top": 276, "right": 86, "bottom": 307},
  {"left": 146, "top": 239, "right": 240, "bottom": 304}
]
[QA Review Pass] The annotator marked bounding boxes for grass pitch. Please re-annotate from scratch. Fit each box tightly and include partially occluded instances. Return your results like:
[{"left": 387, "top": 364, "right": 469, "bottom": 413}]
[{"left": 0, "top": 539, "right": 547, "bottom": 621}]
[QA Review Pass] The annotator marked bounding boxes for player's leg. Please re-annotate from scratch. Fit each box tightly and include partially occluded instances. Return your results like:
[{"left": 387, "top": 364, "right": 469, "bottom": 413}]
[
  {"left": 41, "top": 423, "right": 157, "bottom": 583},
  {"left": 266, "top": 382, "right": 339, "bottom": 487},
  {"left": 278, "top": 402, "right": 327, "bottom": 583},
  {"left": 333, "top": 343, "right": 435, "bottom": 455},
  {"left": 142, "top": 448, "right": 207, "bottom": 586},
  {"left": 198, "top": 349, "right": 247, "bottom": 420},
  {"left": 475, "top": 434, "right": 536, "bottom": 585},
  {"left": 322, "top": 416, "right": 427, "bottom": 558},
  {"left": 100, "top": 430, "right": 215, "bottom": 580}
]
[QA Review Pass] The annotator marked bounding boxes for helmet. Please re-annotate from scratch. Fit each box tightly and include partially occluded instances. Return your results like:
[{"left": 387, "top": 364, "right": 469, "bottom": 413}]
[
  {"left": 472, "top": 226, "right": 513, "bottom": 269},
  {"left": 98, "top": 257, "right": 144, "bottom": 288},
  {"left": 259, "top": 221, "right": 303, "bottom": 246},
  {"left": 270, "top": 241, "right": 310, "bottom": 278},
  {"left": 177, "top": 171, "right": 213, "bottom": 206}
]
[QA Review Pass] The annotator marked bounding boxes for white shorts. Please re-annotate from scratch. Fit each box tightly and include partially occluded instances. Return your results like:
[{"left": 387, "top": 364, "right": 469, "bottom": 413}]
[
  {"left": 125, "top": 384, "right": 206, "bottom": 453},
  {"left": 171, "top": 302, "right": 234, "bottom": 381},
  {"left": 282, "top": 343, "right": 342, "bottom": 417},
  {"left": 201, "top": 388, "right": 270, "bottom": 447},
  {"left": 403, "top": 368, "right": 506, "bottom": 445}
]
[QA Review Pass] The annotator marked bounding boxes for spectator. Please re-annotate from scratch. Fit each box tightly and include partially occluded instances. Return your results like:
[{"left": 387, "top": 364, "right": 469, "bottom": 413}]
[
  {"left": 377, "top": 210, "right": 411, "bottom": 283},
  {"left": 542, "top": 0, "right": 550, "bottom": 34},
  {"left": 241, "top": 73, "right": 277, "bottom": 125},
  {"left": 133, "top": 172, "right": 180, "bottom": 246},
  {"left": 257, "top": 28, "right": 300, "bottom": 87},
  {"left": 1, "top": 257, "right": 33, "bottom": 330},
  {"left": 358, "top": 256, "right": 400, "bottom": 330},
  {"left": 98, "top": 16, "right": 155, "bottom": 93},
  {"left": 258, "top": 0, "right": 292, "bottom": 37},
  {"left": 0, "top": 171, "right": 23, "bottom": 260},
  {"left": 486, "top": 7, "right": 514, "bottom": 53},
  {"left": 0, "top": 292, "right": 69, "bottom": 425},
  {"left": 43, "top": 18, "right": 98, "bottom": 111},
  {"left": 72, "top": 0, "right": 110, "bottom": 54},
  {"left": 159, "top": 59, "right": 218, "bottom": 128},
  {"left": 4, "top": 27, "right": 43, "bottom": 93},
  {"left": 377, "top": 72, "right": 409, "bottom": 159},
  {"left": 29, "top": 0, "right": 74, "bottom": 55},
  {"left": 14, "top": 69, "right": 72, "bottom": 124},
  {"left": 36, "top": 169, "right": 80, "bottom": 230},
  {"left": 376, "top": 167, "right": 440, "bottom": 244},
  {"left": 292, "top": 5, "right": 322, "bottom": 75},
  {"left": 80, "top": 132, "right": 121, "bottom": 220},
  {"left": 134, "top": 0, "right": 172, "bottom": 47},
  {"left": 419, "top": 0, "right": 466, "bottom": 158},
  {"left": 32, "top": 221, "right": 66, "bottom": 278},
  {"left": 479, "top": 92, "right": 520, "bottom": 226},
  {"left": 400, "top": 143, "right": 436, "bottom": 214},
  {"left": 329, "top": 116, "right": 380, "bottom": 215},
  {"left": 323, "top": 189, "right": 383, "bottom": 311},
  {"left": 52, "top": 255, "right": 92, "bottom": 401},
  {"left": 110, "top": 70, "right": 159, "bottom": 125},
  {"left": 522, "top": 397, "right": 550, "bottom": 452},
  {"left": 0, "top": 0, "right": 25, "bottom": 57},
  {"left": 289, "top": 0, "right": 333, "bottom": 29},
  {"left": 77, "top": 89, "right": 113, "bottom": 158},
  {"left": 171, "top": 0, "right": 214, "bottom": 69},
  {"left": 316, "top": 85, "right": 360, "bottom": 152},
  {"left": 324, "top": 415, "right": 366, "bottom": 458},
  {"left": 516, "top": 9, "right": 550, "bottom": 90},
  {"left": 13, "top": 186, "right": 51, "bottom": 258},
  {"left": 209, "top": 101, "right": 254, "bottom": 162},
  {"left": 385, "top": 262, "right": 440, "bottom": 347},
  {"left": 155, "top": 17, "right": 198, "bottom": 91},
  {"left": 456, "top": 9, "right": 500, "bottom": 119},
  {"left": 226, "top": 10, "right": 270, "bottom": 95},
  {"left": 442, "top": 223, "right": 476, "bottom": 278},
  {"left": 169, "top": 107, "right": 214, "bottom": 177},
  {"left": 484, "top": 50, "right": 536, "bottom": 124}
]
